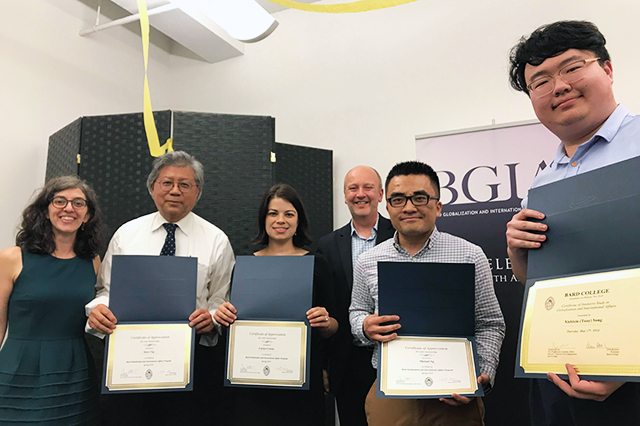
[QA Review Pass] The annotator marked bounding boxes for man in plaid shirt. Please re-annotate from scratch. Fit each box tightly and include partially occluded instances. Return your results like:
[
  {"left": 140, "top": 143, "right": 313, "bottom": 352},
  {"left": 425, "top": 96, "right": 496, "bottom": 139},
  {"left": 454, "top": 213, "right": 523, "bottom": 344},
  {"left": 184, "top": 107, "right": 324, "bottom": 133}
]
[{"left": 349, "top": 161, "right": 505, "bottom": 426}]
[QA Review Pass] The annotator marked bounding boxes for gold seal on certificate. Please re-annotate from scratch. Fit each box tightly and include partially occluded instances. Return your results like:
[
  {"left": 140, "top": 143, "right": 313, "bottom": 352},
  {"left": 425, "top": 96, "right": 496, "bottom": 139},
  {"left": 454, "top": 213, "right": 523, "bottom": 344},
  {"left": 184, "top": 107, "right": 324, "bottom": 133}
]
[
  {"left": 379, "top": 336, "right": 479, "bottom": 397},
  {"left": 227, "top": 320, "right": 307, "bottom": 387},
  {"left": 520, "top": 268, "right": 640, "bottom": 378},
  {"left": 105, "top": 324, "right": 192, "bottom": 391}
]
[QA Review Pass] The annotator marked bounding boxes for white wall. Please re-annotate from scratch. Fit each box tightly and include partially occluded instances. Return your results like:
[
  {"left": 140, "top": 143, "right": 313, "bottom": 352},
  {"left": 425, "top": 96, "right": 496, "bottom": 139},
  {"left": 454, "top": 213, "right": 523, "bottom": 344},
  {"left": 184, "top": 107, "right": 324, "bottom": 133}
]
[
  {"left": 2, "top": 0, "right": 640, "bottom": 248},
  {"left": 0, "top": 0, "right": 173, "bottom": 248},
  {"left": 167, "top": 0, "right": 640, "bottom": 228}
]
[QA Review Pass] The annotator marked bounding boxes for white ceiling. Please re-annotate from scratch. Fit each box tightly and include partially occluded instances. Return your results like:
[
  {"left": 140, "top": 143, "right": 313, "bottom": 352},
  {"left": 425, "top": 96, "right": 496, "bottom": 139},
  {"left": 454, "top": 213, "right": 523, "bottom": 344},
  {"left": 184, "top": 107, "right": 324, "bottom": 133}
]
[
  {"left": 95, "top": 0, "right": 320, "bottom": 63},
  {"left": 255, "top": 0, "right": 319, "bottom": 14}
]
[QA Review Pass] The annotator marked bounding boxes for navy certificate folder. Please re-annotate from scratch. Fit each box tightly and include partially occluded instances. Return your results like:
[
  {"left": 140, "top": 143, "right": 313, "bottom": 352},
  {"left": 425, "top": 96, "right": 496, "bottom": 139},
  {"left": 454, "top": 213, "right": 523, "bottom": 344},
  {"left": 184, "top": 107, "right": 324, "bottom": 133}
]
[
  {"left": 109, "top": 255, "right": 197, "bottom": 321},
  {"left": 516, "top": 155, "right": 640, "bottom": 381},
  {"left": 377, "top": 262, "right": 483, "bottom": 398},
  {"left": 224, "top": 255, "right": 314, "bottom": 389},
  {"left": 103, "top": 255, "right": 197, "bottom": 393},
  {"left": 526, "top": 155, "right": 640, "bottom": 281},
  {"left": 229, "top": 255, "right": 314, "bottom": 321},
  {"left": 378, "top": 262, "right": 475, "bottom": 336}
]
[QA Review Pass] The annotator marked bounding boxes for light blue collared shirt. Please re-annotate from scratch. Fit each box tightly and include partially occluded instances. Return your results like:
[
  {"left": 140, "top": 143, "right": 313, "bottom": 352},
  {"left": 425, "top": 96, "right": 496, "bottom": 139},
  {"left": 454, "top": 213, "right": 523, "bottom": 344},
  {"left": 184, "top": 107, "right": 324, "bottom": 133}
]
[
  {"left": 350, "top": 216, "right": 380, "bottom": 268},
  {"left": 524, "top": 105, "right": 640, "bottom": 208}
]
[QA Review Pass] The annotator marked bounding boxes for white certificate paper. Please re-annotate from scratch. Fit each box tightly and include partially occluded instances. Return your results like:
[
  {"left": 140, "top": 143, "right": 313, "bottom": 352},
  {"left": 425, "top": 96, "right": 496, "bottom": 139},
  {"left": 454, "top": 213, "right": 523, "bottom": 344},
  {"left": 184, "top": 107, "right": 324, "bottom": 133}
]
[
  {"left": 105, "top": 324, "right": 192, "bottom": 391},
  {"left": 380, "top": 336, "right": 478, "bottom": 397},
  {"left": 228, "top": 320, "right": 307, "bottom": 387}
]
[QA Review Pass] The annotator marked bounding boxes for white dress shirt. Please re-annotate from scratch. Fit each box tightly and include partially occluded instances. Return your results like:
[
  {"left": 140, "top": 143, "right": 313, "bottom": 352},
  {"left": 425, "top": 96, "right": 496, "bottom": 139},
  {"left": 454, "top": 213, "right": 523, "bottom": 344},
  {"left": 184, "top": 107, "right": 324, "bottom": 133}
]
[{"left": 85, "top": 211, "right": 235, "bottom": 346}]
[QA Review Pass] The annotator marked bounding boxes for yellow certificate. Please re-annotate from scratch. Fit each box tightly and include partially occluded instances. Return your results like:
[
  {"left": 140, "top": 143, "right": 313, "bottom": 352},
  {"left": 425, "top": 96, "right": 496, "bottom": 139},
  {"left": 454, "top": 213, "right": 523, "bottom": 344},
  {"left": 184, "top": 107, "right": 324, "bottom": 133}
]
[
  {"left": 520, "top": 268, "right": 640, "bottom": 377},
  {"left": 105, "top": 324, "right": 192, "bottom": 391}
]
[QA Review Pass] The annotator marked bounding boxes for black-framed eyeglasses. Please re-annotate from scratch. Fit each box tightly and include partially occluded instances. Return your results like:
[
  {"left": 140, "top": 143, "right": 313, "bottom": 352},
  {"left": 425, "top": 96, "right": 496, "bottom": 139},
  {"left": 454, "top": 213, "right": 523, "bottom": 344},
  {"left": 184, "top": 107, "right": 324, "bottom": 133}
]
[
  {"left": 51, "top": 196, "right": 87, "bottom": 209},
  {"left": 155, "top": 179, "right": 195, "bottom": 193},
  {"left": 526, "top": 57, "right": 600, "bottom": 97},
  {"left": 387, "top": 193, "right": 439, "bottom": 208}
]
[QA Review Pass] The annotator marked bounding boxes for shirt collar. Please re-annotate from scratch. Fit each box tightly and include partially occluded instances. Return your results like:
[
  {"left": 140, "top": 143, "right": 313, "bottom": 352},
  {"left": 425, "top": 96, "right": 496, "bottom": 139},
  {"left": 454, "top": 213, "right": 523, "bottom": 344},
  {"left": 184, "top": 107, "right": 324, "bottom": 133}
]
[
  {"left": 350, "top": 215, "right": 380, "bottom": 237},
  {"left": 392, "top": 226, "right": 440, "bottom": 256},
  {"left": 151, "top": 211, "right": 194, "bottom": 237},
  {"left": 593, "top": 104, "right": 629, "bottom": 143},
  {"left": 554, "top": 104, "right": 628, "bottom": 165}
]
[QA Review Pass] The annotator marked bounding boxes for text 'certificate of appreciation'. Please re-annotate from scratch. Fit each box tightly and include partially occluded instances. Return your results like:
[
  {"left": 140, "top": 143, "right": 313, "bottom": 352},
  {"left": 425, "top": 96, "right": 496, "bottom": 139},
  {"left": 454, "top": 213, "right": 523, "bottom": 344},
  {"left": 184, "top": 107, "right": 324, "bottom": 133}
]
[
  {"left": 519, "top": 268, "right": 640, "bottom": 380},
  {"left": 228, "top": 320, "right": 307, "bottom": 387},
  {"left": 380, "top": 336, "right": 478, "bottom": 397},
  {"left": 105, "top": 324, "right": 192, "bottom": 391}
]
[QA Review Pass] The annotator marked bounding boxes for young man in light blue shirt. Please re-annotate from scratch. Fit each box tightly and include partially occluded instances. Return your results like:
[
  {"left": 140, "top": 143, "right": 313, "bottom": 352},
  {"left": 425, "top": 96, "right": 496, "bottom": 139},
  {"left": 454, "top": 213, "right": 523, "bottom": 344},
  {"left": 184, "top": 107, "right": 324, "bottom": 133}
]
[{"left": 505, "top": 20, "right": 640, "bottom": 426}]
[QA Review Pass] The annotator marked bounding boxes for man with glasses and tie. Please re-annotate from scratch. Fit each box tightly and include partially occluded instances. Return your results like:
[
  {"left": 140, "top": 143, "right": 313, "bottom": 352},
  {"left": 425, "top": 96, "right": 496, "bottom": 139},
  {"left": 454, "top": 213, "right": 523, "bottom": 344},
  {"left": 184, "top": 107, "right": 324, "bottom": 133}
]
[
  {"left": 349, "top": 161, "right": 505, "bottom": 425},
  {"left": 506, "top": 20, "right": 640, "bottom": 426},
  {"left": 86, "top": 151, "right": 235, "bottom": 425}
]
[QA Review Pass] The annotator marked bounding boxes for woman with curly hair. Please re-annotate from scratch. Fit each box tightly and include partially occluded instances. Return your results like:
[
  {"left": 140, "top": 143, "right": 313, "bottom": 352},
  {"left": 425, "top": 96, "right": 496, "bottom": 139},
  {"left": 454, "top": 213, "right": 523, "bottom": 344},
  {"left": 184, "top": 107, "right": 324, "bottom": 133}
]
[{"left": 0, "top": 175, "right": 105, "bottom": 425}]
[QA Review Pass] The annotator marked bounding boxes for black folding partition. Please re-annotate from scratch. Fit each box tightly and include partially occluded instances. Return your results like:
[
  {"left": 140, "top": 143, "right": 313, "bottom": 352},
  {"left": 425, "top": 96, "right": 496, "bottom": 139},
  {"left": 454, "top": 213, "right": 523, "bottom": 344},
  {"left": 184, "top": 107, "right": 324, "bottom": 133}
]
[
  {"left": 46, "top": 118, "right": 82, "bottom": 182},
  {"left": 274, "top": 142, "right": 333, "bottom": 252},
  {"left": 171, "top": 111, "right": 276, "bottom": 255},
  {"left": 46, "top": 111, "right": 333, "bottom": 256},
  {"left": 46, "top": 111, "right": 333, "bottom": 417},
  {"left": 80, "top": 112, "right": 170, "bottom": 246}
]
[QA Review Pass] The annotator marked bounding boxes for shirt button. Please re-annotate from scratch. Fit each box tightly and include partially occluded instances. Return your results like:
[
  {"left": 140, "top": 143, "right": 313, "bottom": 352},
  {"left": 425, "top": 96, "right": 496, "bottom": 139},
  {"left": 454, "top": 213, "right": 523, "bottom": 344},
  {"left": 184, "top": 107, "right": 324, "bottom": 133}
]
[
  {"left": 412, "top": 257, "right": 417, "bottom": 261},
  {"left": 571, "top": 161, "right": 578, "bottom": 167}
]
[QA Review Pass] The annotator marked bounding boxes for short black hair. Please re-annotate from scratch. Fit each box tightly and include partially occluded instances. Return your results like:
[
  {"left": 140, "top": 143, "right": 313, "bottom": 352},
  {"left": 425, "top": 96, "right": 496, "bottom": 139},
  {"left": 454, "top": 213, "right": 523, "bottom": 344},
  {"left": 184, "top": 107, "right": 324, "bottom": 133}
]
[
  {"left": 254, "top": 183, "right": 312, "bottom": 247},
  {"left": 509, "top": 20, "right": 610, "bottom": 95},
  {"left": 385, "top": 161, "right": 440, "bottom": 197}
]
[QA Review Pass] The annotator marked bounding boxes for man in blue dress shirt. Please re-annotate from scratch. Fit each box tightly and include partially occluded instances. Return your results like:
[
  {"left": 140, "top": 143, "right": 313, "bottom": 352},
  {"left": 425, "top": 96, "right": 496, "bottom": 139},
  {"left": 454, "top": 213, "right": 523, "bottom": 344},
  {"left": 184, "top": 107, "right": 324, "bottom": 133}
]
[{"left": 506, "top": 20, "right": 640, "bottom": 426}]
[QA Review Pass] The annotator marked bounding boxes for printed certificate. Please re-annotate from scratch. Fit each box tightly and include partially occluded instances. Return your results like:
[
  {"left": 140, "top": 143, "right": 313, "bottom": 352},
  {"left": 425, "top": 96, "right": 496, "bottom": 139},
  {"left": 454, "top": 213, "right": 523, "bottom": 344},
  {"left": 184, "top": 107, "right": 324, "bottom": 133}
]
[
  {"left": 105, "top": 324, "right": 192, "bottom": 391},
  {"left": 380, "top": 336, "right": 478, "bottom": 397},
  {"left": 520, "top": 268, "right": 640, "bottom": 378},
  {"left": 227, "top": 320, "right": 307, "bottom": 387}
]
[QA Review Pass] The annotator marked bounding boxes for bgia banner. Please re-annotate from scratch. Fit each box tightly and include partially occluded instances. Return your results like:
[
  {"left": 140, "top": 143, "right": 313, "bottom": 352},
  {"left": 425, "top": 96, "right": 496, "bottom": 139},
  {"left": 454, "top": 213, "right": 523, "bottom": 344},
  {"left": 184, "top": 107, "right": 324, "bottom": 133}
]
[{"left": 416, "top": 121, "right": 559, "bottom": 425}]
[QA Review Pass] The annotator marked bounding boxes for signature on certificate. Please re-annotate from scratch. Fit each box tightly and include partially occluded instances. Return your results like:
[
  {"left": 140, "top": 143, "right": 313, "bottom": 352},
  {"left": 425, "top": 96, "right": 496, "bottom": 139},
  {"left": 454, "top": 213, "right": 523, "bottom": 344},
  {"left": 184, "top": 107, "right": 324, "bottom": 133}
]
[{"left": 586, "top": 342, "right": 619, "bottom": 351}]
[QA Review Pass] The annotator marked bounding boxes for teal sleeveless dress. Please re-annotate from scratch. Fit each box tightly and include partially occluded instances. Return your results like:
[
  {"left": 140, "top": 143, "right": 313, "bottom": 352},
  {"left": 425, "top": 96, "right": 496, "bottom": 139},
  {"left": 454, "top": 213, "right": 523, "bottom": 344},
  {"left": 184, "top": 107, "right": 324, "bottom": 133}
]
[{"left": 0, "top": 251, "right": 100, "bottom": 425}]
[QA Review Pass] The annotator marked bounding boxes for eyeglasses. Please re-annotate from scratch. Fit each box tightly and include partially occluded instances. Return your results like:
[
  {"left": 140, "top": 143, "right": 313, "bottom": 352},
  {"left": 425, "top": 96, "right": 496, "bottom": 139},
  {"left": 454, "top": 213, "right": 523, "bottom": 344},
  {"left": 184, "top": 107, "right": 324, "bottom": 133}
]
[
  {"left": 387, "top": 193, "right": 439, "bottom": 208},
  {"left": 527, "top": 58, "right": 600, "bottom": 97},
  {"left": 51, "top": 196, "right": 87, "bottom": 209},
  {"left": 156, "top": 179, "right": 195, "bottom": 193}
]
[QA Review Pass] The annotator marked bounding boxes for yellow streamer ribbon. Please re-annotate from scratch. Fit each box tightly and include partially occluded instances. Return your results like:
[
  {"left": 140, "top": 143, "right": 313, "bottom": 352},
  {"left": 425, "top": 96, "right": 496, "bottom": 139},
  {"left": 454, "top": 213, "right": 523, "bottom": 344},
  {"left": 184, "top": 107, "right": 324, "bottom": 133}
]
[
  {"left": 266, "top": 0, "right": 419, "bottom": 13},
  {"left": 137, "top": 0, "right": 173, "bottom": 157}
]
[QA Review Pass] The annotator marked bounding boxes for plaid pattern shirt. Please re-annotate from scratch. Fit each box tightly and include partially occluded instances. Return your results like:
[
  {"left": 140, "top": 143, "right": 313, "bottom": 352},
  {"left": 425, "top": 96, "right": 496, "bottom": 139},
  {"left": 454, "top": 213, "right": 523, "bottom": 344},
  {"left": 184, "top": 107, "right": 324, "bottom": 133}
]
[{"left": 349, "top": 226, "right": 506, "bottom": 384}]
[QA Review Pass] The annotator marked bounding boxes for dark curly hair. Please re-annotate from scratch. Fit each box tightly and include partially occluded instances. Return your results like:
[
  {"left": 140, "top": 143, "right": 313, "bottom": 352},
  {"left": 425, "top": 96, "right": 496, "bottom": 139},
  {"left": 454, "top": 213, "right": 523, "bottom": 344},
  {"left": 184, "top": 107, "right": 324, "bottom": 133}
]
[
  {"left": 254, "top": 183, "right": 312, "bottom": 247},
  {"left": 16, "top": 176, "right": 105, "bottom": 260},
  {"left": 509, "top": 20, "right": 610, "bottom": 96}
]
